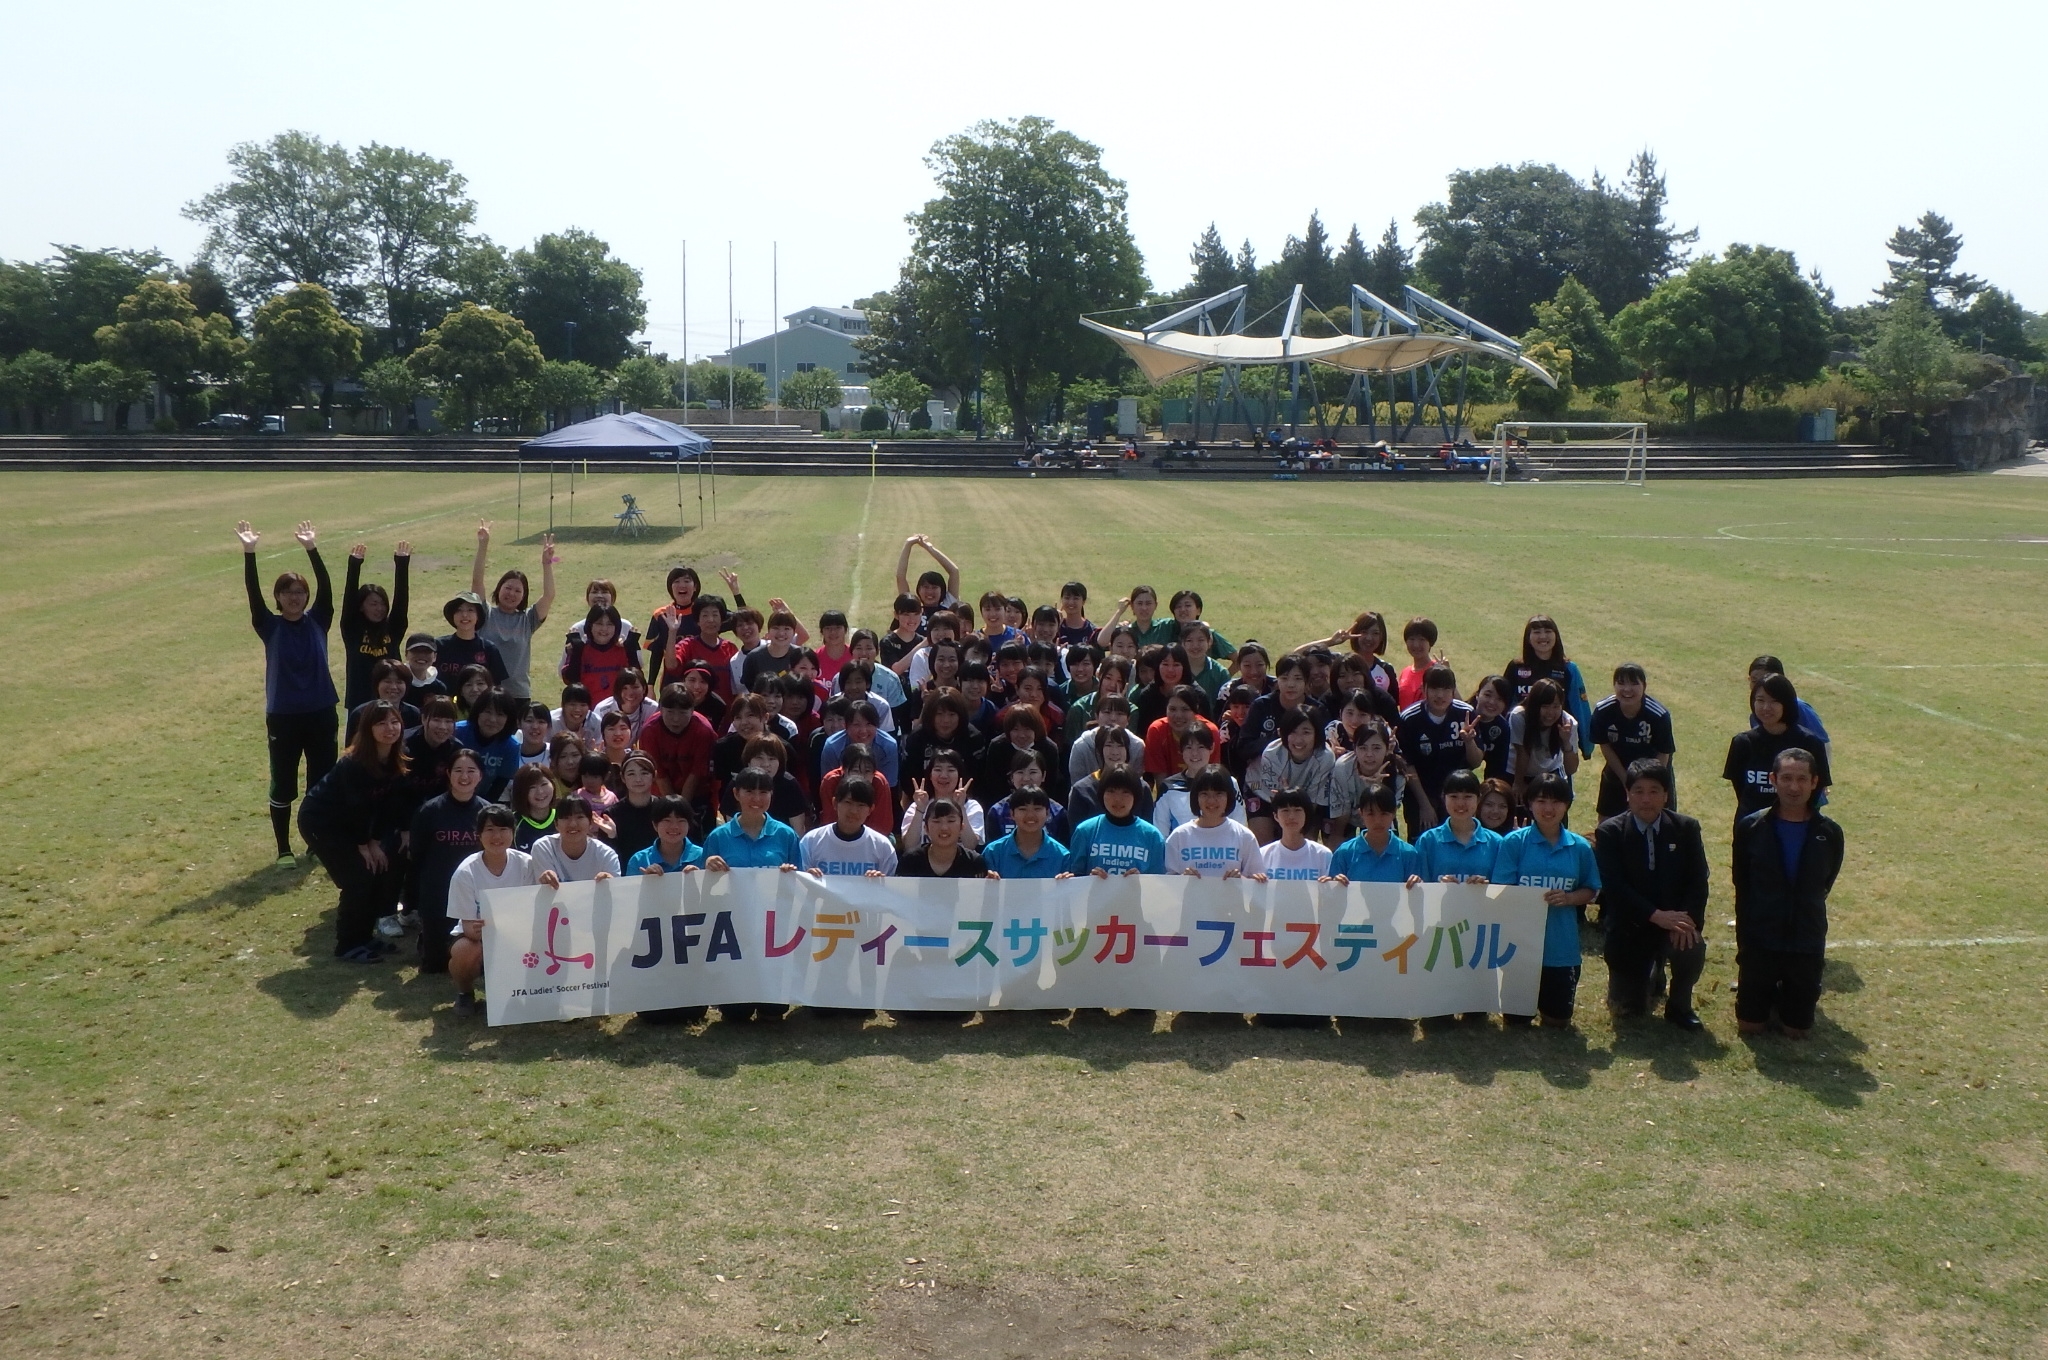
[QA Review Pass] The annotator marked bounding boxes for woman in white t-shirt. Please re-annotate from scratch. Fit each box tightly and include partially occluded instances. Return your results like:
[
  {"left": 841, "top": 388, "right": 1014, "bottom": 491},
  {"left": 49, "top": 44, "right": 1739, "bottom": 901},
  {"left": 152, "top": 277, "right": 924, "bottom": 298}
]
[
  {"left": 447, "top": 803, "right": 538, "bottom": 1017},
  {"left": 1163, "top": 767, "right": 1264, "bottom": 878},
  {"left": 1255, "top": 788, "right": 1334, "bottom": 881},
  {"left": 900, "top": 749, "right": 985, "bottom": 850},
  {"left": 530, "top": 794, "right": 623, "bottom": 884},
  {"left": 1506, "top": 677, "right": 1580, "bottom": 810}
]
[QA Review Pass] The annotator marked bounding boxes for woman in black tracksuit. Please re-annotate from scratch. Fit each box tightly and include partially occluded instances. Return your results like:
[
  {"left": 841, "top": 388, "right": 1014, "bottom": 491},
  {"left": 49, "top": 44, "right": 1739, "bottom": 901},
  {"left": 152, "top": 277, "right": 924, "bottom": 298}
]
[
  {"left": 340, "top": 541, "right": 410, "bottom": 711},
  {"left": 405, "top": 749, "right": 488, "bottom": 973},
  {"left": 298, "top": 700, "right": 410, "bottom": 962}
]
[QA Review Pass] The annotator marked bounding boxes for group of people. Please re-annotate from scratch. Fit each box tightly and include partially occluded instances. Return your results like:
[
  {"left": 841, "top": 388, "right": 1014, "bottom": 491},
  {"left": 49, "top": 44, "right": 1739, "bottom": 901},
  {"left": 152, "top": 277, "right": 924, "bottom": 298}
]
[{"left": 243, "top": 524, "right": 1842, "bottom": 1037}]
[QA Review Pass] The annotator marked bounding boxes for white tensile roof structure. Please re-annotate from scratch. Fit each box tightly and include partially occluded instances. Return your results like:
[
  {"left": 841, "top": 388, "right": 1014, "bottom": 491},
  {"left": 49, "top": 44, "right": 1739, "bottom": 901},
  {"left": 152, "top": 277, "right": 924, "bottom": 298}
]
[{"left": 1080, "top": 283, "right": 1557, "bottom": 388}]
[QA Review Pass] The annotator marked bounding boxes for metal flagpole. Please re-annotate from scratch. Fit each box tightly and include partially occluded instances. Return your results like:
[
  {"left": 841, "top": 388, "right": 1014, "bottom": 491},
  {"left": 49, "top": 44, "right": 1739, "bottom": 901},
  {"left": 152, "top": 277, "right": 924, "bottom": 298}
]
[
  {"left": 685, "top": 240, "right": 701, "bottom": 530},
  {"left": 771, "top": 242, "right": 780, "bottom": 426},
  {"left": 716, "top": 241, "right": 731, "bottom": 523}
]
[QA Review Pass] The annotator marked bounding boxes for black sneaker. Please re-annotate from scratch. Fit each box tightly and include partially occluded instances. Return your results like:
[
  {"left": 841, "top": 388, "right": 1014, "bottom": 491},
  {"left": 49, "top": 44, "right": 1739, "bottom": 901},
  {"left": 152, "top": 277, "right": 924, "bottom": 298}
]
[
  {"left": 453, "top": 992, "right": 478, "bottom": 1018},
  {"left": 1665, "top": 1010, "right": 1705, "bottom": 1033}
]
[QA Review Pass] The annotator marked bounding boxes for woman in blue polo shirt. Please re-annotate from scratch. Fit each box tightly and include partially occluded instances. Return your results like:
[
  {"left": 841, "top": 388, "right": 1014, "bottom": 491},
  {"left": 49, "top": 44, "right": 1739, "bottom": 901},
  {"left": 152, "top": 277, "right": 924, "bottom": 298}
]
[{"left": 1490, "top": 773, "right": 1601, "bottom": 1025}]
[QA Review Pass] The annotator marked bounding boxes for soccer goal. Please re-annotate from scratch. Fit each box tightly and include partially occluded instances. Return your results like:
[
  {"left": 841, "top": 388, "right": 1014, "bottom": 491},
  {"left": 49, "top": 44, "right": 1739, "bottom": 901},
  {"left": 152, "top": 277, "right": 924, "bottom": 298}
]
[{"left": 1488, "top": 421, "right": 1649, "bottom": 486}]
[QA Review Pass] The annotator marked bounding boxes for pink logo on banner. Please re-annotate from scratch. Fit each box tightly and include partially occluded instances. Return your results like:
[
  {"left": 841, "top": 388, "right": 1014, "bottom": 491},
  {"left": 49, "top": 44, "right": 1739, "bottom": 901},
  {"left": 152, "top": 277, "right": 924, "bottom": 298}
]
[{"left": 527, "top": 905, "right": 596, "bottom": 975}]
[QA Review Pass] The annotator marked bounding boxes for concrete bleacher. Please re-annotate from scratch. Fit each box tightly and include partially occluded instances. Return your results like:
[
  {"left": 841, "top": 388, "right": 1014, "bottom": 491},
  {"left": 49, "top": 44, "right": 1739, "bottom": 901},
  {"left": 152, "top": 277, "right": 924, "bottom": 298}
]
[{"left": 0, "top": 434, "right": 1955, "bottom": 480}]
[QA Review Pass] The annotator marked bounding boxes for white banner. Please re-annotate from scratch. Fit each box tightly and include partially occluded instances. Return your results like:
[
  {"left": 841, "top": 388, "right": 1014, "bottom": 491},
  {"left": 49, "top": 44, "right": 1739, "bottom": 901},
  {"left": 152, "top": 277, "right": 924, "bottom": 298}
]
[{"left": 479, "top": 871, "right": 1548, "bottom": 1025}]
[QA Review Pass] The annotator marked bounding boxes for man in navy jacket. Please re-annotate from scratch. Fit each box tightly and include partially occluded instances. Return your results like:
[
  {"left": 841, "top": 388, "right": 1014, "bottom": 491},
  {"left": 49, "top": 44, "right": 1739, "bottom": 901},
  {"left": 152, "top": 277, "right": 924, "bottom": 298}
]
[
  {"left": 1595, "top": 760, "right": 1710, "bottom": 1031},
  {"left": 1731, "top": 748, "right": 1844, "bottom": 1039}
]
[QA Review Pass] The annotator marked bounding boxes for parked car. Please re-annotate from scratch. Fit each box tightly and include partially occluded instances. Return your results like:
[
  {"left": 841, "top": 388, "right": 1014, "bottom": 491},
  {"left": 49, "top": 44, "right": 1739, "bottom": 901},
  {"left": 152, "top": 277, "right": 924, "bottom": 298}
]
[
  {"left": 258, "top": 415, "right": 286, "bottom": 434},
  {"left": 196, "top": 413, "right": 250, "bottom": 431}
]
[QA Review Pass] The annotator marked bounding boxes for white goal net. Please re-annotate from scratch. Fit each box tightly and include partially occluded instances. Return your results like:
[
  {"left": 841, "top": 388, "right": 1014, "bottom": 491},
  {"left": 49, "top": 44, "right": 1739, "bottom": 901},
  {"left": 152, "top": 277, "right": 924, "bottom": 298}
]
[{"left": 1489, "top": 421, "right": 1649, "bottom": 486}]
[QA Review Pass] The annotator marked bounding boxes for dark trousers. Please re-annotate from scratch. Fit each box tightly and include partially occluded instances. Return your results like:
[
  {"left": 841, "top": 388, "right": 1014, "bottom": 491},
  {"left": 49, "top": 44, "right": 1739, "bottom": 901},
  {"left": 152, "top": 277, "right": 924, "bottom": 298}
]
[
  {"left": 306, "top": 836, "right": 386, "bottom": 955},
  {"left": 267, "top": 709, "right": 337, "bottom": 806},
  {"left": 1735, "top": 947, "right": 1825, "bottom": 1030},
  {"left": 1605, "top": 925, "right": 1705, "bottom": 1016},
  {"left": 1507, "top": 964, "right": 1581, "bottom": 1024}
]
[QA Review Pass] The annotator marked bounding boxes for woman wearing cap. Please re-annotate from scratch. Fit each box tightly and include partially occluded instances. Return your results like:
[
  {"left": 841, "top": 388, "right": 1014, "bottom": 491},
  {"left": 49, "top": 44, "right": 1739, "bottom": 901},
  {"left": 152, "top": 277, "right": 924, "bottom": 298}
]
[
  {"left": 436, "top": 590, "right": 508, "bottom": 685},
  {"left": 402, "top": 631, "right": 448, "bottom": 708},
  {"left": 468, "top": 520, "right": 558, "bottom": 701}
]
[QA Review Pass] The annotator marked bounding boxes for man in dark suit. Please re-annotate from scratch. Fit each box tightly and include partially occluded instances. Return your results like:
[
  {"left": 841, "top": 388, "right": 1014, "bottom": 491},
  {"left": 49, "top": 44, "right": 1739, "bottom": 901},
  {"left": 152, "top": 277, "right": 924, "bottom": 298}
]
[
  {"left": 1731, "top": 747, "right": 1844, "bottom": 1040},
  {"left": 1594, "top": 759, "right": 1711, "bottom": 1031}
]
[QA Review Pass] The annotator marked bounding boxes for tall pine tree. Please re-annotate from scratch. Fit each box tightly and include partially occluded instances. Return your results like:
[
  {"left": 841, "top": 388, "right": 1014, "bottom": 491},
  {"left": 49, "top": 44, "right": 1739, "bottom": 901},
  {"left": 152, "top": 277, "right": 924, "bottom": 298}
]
[
  {"left": 1278, "top": 211, "right": 1336, "bottom": 305},
  {"left": 1365, "top": 220, "right": 1410, "bottom": 302},
  {"left": 1186, "top": 222, "right": 1237, "bottom": 299},
  {"left": 1335, "top": 225, "right": 1369, "bottom": 293},
  {"left": 1881, "top": 212, "right": 1983, "bottom": 313}
]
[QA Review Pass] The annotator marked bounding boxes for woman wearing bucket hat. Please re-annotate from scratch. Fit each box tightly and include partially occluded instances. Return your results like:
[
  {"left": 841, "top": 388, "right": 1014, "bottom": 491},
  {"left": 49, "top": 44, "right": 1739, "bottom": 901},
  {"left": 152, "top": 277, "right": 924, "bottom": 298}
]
[
  {"left": 436, "top": 591, "right": 507, "bottom": 685},
  {"left": 468, "top": 520, "right": 557, "bottom": 702}
]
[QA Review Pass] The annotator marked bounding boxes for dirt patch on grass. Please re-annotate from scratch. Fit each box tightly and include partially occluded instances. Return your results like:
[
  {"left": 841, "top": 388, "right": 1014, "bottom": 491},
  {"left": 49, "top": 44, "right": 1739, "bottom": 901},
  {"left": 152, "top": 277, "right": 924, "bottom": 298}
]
[{"left": 870, "top": 1280, "right": 1205, "bottom": 1359}]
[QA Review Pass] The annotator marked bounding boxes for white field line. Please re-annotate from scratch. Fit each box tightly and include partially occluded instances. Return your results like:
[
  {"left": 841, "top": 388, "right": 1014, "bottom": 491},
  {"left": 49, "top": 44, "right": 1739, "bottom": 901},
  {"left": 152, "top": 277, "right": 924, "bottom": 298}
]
[
  {"left": 843, "top": 473, "right": 879, "bottom": 623},
  {"left": 1826, "top": 936, "right": 2048, "bottom": 950},
  {"left": 1799, "top": 667, "right": 2040, "bottom": 745},
  {"left": 1691, "top": 935, "right": 2048, "bottom": 950}
]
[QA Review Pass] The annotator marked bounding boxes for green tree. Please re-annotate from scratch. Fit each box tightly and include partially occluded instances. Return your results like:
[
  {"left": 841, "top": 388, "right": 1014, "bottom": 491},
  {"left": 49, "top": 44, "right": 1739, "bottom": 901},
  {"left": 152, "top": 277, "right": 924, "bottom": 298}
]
[
  {"left": 1415, "top": 158, "right": 1691, "bottom": 328},
  {"left": 855, "top": 277, "right": 953, "bottom": 390},
  {"left": 0, "top": 246, "right": 172, "bottom": 363},
  {"left": 1613, "top": 152, "right": 1696, "bottom": 302},
  {"left": 359, "top": 355, "right": 428, "bottom": 432},
  {"left": 184, "top": 131, "right": 367, "bottom": 313},
  {"left": 1855, "top": 285, "right": 1962, "bottom": 418},
  {"left": 95, "top": 279, "right": 245, "bottom": 406},
  {"left": 1958, "top": 287, "right": 2040, "bottom": 361},
  {"left": 1880, "top": 212, "right": 1981, "bottom": 314},
  {"left": 408, "top": 303, "right": 543, "bottom": 429},
  {"left": 900, "top": 117, "right": 1148, "bottom": 439},
  {"left": 609, "top": 354, "right": 672, "bottom": 411},
  {"left": 683, "top": 359, "right": 766, "bottom": 410},
  {"left": 780, "top": 366, "right": 843, "bottom": 410},
  {"left": 1364, "top": 220, "right": 1411, "bottom": 303},
  {"left": 1276, "top": 211, "right": 1337, "bottom": 305},
  {"left": 1508, "top": 339, "right": 1572, "bottom": 416},
  {"left": 869, "top": 369, "right": 931, "bottom": 430},
  {"left": 1335, "top": 225, "right": 1369, "bottom": 294},
  {"left": 531, "top": 359, "right": 606, "bottom": 427},
  {"left": 1613, "top": 245, "right": 1830, "bottom": 421},
  {"left": 1186, "top": 223, "right": 1237, "bottom": 300},
  {"left": 859, "top": 402, "right": 890, "bottom": 432},
  {"left": 250, "top": 283, "right": 363, "bottom": 418},
  {"left": 0, "top": 350, "right": 71, "bottom": 430},
  {"left": 351, "top": 143, "right": 479, "bottom": 354},
  {"left": 1526, "top": 276, "right": 1625, "bottom": 387},
  {"left": 69, "top": 359, "right": 152, "bottom": 428},
  {"left": 447, "top": 238, "right": 516, "bottom": 313},
  {"left": 508, "top": 230, "right": 647, "bottom": 365}
]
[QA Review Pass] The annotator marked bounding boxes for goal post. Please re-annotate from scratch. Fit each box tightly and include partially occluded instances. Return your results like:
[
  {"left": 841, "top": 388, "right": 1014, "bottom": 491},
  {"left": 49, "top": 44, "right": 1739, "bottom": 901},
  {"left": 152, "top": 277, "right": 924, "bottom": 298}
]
[{"left": 1489, "top": 421, "right": 1649, "bottom": 486}]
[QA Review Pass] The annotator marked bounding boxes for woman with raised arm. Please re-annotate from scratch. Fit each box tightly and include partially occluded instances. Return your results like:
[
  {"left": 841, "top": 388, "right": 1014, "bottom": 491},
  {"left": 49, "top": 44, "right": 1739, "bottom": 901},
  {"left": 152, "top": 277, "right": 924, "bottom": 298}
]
[
  {"left": 894, "top": 534, "right": 964, "bottom": 617},
  {"left": 340, "top": 540, "right": 410, "bottom": 711},
  {"left": 469, "top": 520, "right": 558, "bottom": 702},
  {"left": 239, "top": 519, "right": 339, "bottom": 867},
  {"left": 297, "top": 700, "right": 410, "bottom": 962}
]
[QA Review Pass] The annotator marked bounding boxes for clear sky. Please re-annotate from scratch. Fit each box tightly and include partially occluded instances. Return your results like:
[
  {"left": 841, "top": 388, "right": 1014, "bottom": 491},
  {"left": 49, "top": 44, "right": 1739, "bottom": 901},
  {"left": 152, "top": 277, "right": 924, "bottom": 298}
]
[{"left": 4, "top": 0, "right": 2039, "bottom": 357}]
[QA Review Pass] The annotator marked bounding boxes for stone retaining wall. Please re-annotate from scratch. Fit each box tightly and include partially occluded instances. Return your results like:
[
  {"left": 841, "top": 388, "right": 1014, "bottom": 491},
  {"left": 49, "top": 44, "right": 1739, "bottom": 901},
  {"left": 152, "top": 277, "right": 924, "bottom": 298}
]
[{"left": 1930, "top": 374, "right": 2041, "bottom": 469}]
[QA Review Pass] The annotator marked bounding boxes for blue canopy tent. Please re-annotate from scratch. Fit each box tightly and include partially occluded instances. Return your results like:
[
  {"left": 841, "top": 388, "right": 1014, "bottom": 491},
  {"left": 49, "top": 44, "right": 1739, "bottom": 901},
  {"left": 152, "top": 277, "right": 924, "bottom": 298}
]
[{"left": 517, "top": 413, "right": 715, "bottom": 533}]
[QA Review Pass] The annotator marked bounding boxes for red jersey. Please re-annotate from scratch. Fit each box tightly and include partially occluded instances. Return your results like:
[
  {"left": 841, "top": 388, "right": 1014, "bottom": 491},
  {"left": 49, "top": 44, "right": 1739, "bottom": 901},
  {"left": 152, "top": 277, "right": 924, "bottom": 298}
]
[
  {"left": 1143, "top": 715, "right": 1221, "bottom": 777},
  {"left": 637, "top": 710, "right": 717, "bottom": 799},
  {"left": 673, "top": 635, "right": 739, "bottom": 701}
]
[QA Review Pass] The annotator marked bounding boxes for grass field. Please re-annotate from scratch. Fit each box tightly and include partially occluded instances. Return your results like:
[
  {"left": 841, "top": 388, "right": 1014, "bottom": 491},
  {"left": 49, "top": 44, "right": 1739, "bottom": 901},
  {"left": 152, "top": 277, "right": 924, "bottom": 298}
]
[{"left": 1, "top": 468, "right": 2044, "bottom": 1359}]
